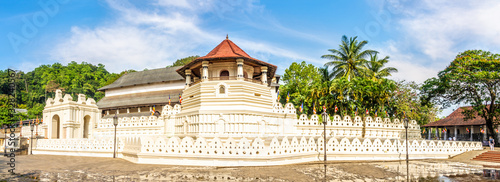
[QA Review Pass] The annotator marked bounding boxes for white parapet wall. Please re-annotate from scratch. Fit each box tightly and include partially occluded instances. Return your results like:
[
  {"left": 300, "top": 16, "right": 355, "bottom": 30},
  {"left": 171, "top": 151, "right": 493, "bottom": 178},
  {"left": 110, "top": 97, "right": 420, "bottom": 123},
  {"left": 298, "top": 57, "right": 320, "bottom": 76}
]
[
  {"left": 33, "top": 136, "right": 482, "bottom": 166},
  {"left": 33, "top": 99, "right": 481, "bottom": 166},
  {"left": 120, "top": 136, "right": 482, "bottom": 166},
  {"left": 33, "top": 138, "right": 124, "bottom": 158},
  {"left": 93, "top": 116, "right": 165, "bottom": 138}
]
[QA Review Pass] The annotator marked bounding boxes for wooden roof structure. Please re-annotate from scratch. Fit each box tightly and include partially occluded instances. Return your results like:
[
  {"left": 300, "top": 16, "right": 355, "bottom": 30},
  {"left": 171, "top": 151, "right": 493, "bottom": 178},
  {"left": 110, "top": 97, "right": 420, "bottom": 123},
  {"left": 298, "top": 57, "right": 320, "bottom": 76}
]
[
  {"left": 424, "top": 106, "right": 487, "bottom": 127},
  {"left": 97, "top": 90, "right": 181, "bottom": 109},
  {"left": 98, "top": 66, "right": 184, "bottom": 91},
  {"left": 176, "top": 37, "right": 277, "bottom": 80}
]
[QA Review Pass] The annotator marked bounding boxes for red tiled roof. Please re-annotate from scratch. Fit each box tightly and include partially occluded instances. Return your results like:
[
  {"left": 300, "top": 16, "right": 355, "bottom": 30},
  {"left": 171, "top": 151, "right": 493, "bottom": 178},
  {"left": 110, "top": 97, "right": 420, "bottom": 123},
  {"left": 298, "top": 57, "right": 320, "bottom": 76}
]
[
  {"left": 197, "top": 38, "right": 252, "bottom": 60},
  {"left": 176, "top": 37, "right": 277, "bottom": 80},
  {"left": 423, "top": 106, "right": 486, "bottom": 127}
]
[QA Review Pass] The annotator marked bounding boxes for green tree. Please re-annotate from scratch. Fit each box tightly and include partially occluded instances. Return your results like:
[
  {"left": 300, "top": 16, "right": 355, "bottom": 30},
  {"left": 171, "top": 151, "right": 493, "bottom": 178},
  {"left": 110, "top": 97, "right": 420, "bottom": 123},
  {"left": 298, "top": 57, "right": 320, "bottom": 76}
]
[
  {"left": 330, "top": 77, "right": 397, "bottom": 117},
  {"left": 280, "top": 61, "right": 324, "bottom": 116},
  {"left": 321, "top": 35, "right": 377, "bottom": 80},
  {"left": 167, "top": 56, "right": 200, "bottom": 67},
  {"left": 422, "top": 50, "right": 500, "bottom": 138},
  {"left": 363, "top": 53, "right": 398, "bottom": 80},
  {"left": 0, "top": 62, "right": 126, "bottom": 120},
  {"left": 389, "top": 81, "right": 440, "bottom": 126},
  {"left": 0, "top": 95, "right": 20, "bottom": 126}
]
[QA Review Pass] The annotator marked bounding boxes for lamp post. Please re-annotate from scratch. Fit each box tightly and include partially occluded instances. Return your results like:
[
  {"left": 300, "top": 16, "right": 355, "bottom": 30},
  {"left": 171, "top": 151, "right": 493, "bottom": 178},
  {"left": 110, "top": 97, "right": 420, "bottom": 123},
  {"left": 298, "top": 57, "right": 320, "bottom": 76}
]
[
  {"left": 30, "top": 123, "right": 34, "bottom": 155},
  {"left": 404, "top": 117, "right": 409, "bottom": 182},
  {"left": 113, "top": 114, "right": 118, "bottom": 158},
  {"left": 321, "top": 111, "right": 328, "bottom": 180},
  {"left": 4, "top": 125, "right": 7, "bottom": 156},
  {"left": 36, "top": 115, "right": 39, "bottom": 137}
]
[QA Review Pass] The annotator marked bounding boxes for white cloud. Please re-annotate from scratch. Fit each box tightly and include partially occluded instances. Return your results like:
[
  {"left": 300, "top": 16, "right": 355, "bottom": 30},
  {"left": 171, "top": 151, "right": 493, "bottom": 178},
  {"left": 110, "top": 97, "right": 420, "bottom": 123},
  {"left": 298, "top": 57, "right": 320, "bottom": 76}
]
[
  {"left": 363, "top": 0, "right": 500, "bottom": 84},
  {"left": 50, "top": 0, "right": 221, "bottom": 73},
  {"left": 372, "top": 41, "right": 440, "bottom": 83},
  {"left": 48, "top": 0, "right": 316, "bottom": 73},
  {"left": 397, "top": 0, "right": 500, "bottom": 60}
]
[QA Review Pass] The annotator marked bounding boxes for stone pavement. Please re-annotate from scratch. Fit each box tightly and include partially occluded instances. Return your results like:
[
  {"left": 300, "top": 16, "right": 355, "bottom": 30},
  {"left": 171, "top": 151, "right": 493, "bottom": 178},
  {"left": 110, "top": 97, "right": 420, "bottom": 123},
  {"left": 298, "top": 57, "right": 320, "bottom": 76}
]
[{"left": 0, "top": 152, "right": 493, "bottom": 181}]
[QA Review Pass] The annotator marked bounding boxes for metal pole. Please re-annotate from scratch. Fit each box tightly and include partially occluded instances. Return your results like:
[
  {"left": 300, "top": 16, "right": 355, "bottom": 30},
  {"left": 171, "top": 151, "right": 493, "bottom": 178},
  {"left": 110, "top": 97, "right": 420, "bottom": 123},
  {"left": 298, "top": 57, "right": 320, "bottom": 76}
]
[
  {"left": 113, "top": 124, "right": 117, "bottom": 158},
  {"left": 4, "top": 127, "right": 6, "bottom": 156},
  {"left": 324, "top": 119, "right": 326, "bottom": 180},
  {"left": 321, "top": 111, "right": 327, "bottom": 181},
  {"left": 405, "top": 119, "right": 409, "bottom": 182},
  {"left": 30, "top": 129, "right": 33, "bottom": 155}
]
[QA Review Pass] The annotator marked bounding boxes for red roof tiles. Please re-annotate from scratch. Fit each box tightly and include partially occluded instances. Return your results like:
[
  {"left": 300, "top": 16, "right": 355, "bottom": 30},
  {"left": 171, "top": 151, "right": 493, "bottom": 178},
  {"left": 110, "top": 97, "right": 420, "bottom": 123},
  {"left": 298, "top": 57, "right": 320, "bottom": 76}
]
[
  {"left": 197, "top": 38, "right": 252, "bottom": 60},
  {"left": 176, "top": 37, "right": 277, "bottom": 79},
  {"left": 424, "top": 106, "right": 486, "bottom": 127}
]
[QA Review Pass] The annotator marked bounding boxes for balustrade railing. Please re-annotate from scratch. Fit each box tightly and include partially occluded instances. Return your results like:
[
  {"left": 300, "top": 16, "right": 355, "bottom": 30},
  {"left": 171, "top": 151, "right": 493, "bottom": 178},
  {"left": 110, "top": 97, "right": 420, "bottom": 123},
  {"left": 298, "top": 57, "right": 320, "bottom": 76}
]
[
  {"left": 188, "top": 76, "right": 263, "bottom": 86},
  {"left": 209, "top": 76, "right": 237, "bottom": 81}
]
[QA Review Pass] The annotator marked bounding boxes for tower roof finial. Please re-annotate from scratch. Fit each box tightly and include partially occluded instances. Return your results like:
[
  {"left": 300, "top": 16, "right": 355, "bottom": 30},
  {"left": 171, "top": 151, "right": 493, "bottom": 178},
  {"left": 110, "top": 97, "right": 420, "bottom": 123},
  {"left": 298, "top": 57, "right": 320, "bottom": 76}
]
[{"left": 226, "top": 34, "right": 228, "bottom": 39}]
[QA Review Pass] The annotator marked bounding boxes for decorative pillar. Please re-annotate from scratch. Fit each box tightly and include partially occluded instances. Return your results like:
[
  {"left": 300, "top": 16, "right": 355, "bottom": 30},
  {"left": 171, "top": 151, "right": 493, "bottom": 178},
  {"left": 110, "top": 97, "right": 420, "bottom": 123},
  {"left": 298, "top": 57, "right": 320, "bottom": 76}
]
[
  {"left": 470, "top": 125, "right": 474, "bottom": 141},
  {"left": 444, "top": 127, "right": 447, "bottom": 140},
  {"left": 454, "top": 126, "right": 457, "bottom": 140},
  {"left": 193, "top": 77, "right": 199, "bottom": 83},
  {"left": 435, "top": 127, "right": 438, "bottom": 140},
  {"left": 185, "top": 69, "right": 192, "bottom": 86},
  {"left": 202, "top": 61, "right": 209, "bottom": 81},
  {"left": 236, "top": 59, "right": 244, "bottom": 80},
  {"left": 106, "top": 110, "right": 109, "bottom": 115},
  {"left": 116, "top": 109, "right": 119, "bottom": 115},
  {"left": 428, "top": 127, "right": 431, "bottom": 140},
  {"left": 138, "top": 107, "right": 141, "bottom": 112},
  {"left": 484, "top": 125, "right": 487, "bottom": 141},
  {"left": 70, "top": 126, "right": 74, "bottom": 139},
  {"left": 127, "top": 108, "right": 130, "bottom": 114},
  {"left": 261, "top": 66, "right": 268, "bottom": 84}
]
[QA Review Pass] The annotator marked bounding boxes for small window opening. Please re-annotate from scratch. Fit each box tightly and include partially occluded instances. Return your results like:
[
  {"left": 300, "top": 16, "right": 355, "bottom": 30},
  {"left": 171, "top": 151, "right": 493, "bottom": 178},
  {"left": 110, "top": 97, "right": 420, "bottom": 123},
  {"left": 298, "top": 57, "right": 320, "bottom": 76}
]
[{"left": 220, "top": 85, "right": 226, "bottom": 94}]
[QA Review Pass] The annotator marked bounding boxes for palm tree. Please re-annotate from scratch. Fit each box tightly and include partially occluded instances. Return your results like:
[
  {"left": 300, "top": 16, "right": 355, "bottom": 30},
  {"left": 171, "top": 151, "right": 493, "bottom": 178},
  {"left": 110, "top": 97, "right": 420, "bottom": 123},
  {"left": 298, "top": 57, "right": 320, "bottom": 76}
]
[
  {"left": 318, "top": 66, "right": 334, "bottom": 82},
  {"left": 363, "top": 53, "right": 398, "bottom": 80},
  {"left": 321, "top": 35, "right": 377, "bottom": 80}
]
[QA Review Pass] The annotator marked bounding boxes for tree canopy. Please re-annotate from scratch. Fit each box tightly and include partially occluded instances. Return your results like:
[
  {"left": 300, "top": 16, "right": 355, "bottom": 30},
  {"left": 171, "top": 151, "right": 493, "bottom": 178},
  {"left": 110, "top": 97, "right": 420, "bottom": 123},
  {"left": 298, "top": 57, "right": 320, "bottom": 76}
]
[
  {"left": 278, "top": 35, "right": 438, "bottom": 130},
  {"left": 363, "top": 53, "right": 398, "bottom": 80},
  {"left": 422, "top": 50, "right": 500, "bottom": 137},
  {"left": 0, "top": 61, "right": 122, "bottom": 125},
  {"left": 167, "top": 56, "right": 199, "bottom": 67},
  {"left": 321, "top": 35, "right": 377, "bottom": 80}
]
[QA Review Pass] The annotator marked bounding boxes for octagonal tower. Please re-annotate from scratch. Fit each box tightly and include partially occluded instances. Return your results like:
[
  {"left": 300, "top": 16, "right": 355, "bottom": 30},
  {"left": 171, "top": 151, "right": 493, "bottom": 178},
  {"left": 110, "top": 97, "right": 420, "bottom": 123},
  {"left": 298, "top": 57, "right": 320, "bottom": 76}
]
[{"left": 174, "top": 37, "right": 282, "bottom": 137}]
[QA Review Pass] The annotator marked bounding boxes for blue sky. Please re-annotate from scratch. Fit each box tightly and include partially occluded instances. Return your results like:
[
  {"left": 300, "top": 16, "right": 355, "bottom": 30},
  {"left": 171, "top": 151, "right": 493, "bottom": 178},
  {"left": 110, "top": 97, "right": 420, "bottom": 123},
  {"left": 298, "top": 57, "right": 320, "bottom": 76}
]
[{"left": 2, "top": 0, "right": 500, "bottom": 116}]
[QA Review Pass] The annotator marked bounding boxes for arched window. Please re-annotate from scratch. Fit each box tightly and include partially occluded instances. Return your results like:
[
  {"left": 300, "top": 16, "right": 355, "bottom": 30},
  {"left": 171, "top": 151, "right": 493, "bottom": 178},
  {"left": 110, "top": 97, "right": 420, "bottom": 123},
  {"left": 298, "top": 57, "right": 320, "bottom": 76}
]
[
  {"left": 220, "top": 70, "right": 229, "bottom": 80},
  {"left": 83, "top": 115, "right": 90, "bottom": 138},
  {"left": 219, "top": 85, "right": 225, "bottom": 94}
]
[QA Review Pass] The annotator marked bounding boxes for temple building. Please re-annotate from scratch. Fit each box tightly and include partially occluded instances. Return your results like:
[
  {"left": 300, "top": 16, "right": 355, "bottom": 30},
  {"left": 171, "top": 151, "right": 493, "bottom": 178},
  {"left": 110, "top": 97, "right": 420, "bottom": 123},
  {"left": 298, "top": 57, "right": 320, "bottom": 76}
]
[
  {"left": 96, "top": 66, "right": 185, "bottom": 118},
  {"left": 423, "top": 106, "right": 497, "bottom": 142},
  {"left": 32, "top": 37, "right": 481, "bottom": 166}
]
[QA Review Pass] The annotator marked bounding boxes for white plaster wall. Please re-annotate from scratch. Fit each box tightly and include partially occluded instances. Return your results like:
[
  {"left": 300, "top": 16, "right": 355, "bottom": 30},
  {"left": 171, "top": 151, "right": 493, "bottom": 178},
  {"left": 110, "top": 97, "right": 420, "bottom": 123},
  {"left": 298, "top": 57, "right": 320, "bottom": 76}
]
[
  {"left": 105, "top": 81, "right": 185, "bottom": 97},
  {"left": 42, "top": 90, "right": 99, "bottom": 140},
  {"left": 34, "top": 136, "right": 482, "bottom": 166}
]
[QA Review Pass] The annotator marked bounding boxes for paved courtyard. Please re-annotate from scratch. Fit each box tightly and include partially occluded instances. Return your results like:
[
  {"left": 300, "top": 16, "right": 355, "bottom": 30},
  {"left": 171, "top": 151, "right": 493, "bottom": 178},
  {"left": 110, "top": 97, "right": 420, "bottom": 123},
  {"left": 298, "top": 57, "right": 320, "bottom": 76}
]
[{"left": 0, "top": 149, "right": 495, "bottom": 181}]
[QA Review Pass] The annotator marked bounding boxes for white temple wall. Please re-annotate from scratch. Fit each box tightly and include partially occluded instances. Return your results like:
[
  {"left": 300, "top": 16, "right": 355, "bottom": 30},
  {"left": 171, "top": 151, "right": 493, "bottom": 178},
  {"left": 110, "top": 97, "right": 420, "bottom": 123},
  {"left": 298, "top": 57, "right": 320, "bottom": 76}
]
[
  {"left": 34, "top": 136, "right": 482, "bottom": 166},
  {"left": 93, "top": 116, "right": 165, "bottom": 138},
  {"left": 35, "top": 91, "right": 483, "bottom": 167},
  {"left": 180, "top": 80, "right": 274, "bottom": 116},
  {"left": 42, "top": 90, "right": 99, "bottom": 139},
  {"left": 105, "top": 81, "right": 184, "bottom": 97}
]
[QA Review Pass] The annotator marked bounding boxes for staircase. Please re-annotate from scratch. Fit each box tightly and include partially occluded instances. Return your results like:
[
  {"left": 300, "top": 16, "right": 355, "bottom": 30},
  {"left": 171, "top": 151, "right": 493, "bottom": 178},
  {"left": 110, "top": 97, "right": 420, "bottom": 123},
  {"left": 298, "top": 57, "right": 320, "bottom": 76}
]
[{"left": 472, "top": 151, "right": 500, "bottom": 163}]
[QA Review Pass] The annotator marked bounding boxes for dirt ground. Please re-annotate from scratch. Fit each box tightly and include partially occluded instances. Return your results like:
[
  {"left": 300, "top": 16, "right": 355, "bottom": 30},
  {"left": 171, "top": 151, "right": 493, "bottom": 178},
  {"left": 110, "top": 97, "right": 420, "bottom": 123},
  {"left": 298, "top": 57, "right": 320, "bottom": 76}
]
[{"left": 0, "top": 149, "right": 496, "bottom": 181}]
